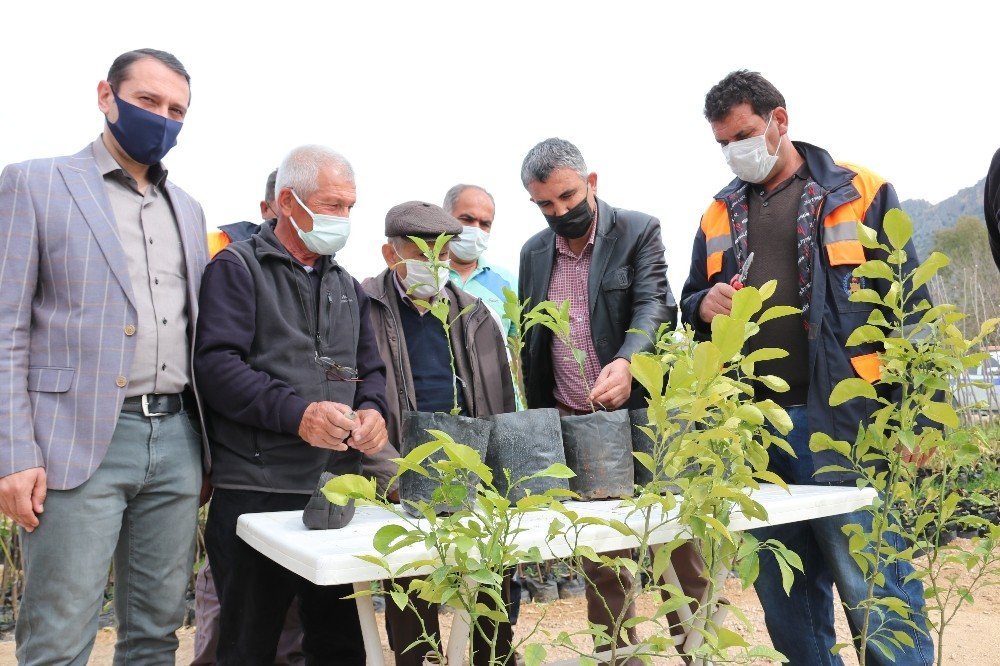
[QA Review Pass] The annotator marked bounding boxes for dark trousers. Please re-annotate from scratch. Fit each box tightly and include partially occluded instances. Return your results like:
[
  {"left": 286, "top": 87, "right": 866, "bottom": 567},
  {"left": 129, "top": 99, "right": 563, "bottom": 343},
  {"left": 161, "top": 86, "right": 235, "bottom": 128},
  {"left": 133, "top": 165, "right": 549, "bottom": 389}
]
[
  {"left": 205, "top": 489, "right": 365, "bottom": 666},
  {"left": 385, "top": 573, "right": 515, "bottom": 666},
  {"left": 583, "top": 542, "right": 708, "bottom": 665}
]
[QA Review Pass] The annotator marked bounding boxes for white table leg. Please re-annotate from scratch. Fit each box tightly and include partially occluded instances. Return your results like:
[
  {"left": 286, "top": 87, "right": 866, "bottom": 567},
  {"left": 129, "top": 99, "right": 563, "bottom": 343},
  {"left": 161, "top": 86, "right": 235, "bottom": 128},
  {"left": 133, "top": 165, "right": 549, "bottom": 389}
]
[
  {"left": 446, "top": 606, "right": 471, "bottom": 665},
  {"left": 353, "top": 582, "right": 386, "bottom": 666}
]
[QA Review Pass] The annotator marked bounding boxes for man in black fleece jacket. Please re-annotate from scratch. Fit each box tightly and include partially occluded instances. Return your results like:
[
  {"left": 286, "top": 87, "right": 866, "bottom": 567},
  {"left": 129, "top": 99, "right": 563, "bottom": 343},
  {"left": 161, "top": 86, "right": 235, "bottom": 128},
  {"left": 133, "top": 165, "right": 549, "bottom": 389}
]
[{"left": 194, "top": 145, "right": 388, "bottom": 666}]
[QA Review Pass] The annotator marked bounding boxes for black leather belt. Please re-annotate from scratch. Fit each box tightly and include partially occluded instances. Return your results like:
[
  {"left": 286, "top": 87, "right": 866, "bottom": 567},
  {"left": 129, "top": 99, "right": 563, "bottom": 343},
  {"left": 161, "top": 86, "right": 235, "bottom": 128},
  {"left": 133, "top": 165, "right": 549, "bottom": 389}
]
[{"left": 122, "top": 392, "right": 188, "bottom": 417}]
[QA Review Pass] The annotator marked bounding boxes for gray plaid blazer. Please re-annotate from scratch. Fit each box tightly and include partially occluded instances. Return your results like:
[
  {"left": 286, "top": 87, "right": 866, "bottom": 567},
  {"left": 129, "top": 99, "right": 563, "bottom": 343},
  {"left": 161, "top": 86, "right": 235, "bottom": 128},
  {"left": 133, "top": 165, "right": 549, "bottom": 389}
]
[{"left": 0, "top": 144, "right": 209, "bottom": 490}]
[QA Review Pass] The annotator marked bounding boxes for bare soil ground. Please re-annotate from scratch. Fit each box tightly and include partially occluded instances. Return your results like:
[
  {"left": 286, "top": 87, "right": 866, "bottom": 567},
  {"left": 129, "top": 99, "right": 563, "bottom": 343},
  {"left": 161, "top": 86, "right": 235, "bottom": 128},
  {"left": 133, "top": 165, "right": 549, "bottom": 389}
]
[{"left": 3, "top": 543, "right": 999, "bottom": 665}]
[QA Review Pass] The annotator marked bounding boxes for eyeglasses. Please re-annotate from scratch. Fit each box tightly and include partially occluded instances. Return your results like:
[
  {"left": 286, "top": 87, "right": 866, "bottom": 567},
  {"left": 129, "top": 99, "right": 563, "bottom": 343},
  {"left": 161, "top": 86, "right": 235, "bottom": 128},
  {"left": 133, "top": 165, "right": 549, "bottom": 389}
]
[{"left": 314, "top": 352, "right": 362, "bottom": 382}]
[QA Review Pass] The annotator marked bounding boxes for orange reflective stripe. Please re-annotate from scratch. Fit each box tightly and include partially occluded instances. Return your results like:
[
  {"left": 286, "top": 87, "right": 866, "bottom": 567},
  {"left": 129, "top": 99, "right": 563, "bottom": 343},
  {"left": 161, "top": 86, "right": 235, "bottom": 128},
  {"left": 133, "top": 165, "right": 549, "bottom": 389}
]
[
  {"left": 822, "top": 163, "right": 887, "bottom": 266},
  {"left": 826, "top": 240, "right": 866, "bottom": 266},
  {"left": 707, "top": 252, "right": 723, "bottom": 279},
  {"left": 701, "top": 201, "right": 730, "bottom": 280},
  {"left": 208, "top": 230, "right": 231, "bottom": 259},
  {"left": 850, "top": 352, "right": 882, "bottom": 383}
]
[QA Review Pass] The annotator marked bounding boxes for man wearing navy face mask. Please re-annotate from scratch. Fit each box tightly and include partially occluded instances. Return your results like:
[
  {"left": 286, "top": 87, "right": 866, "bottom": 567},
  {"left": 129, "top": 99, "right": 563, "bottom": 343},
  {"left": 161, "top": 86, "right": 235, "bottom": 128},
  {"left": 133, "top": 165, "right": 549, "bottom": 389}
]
[
  {"left": 680, "top": 70, "right": 933, "bottom": 666},
  {"left": 0, "top": 49, "right": 209, "bottom": 664},
  {"left": 195, "top": 144, "right": 388, "bottom": 664}
]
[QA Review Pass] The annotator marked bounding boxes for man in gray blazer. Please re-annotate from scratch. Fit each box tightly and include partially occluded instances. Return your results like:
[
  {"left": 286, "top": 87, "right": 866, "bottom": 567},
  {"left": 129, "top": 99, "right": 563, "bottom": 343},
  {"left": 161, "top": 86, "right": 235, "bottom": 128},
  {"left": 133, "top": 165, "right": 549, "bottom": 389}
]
[{"left": 0, "top": 48, "right": 208, "bottom": 664}]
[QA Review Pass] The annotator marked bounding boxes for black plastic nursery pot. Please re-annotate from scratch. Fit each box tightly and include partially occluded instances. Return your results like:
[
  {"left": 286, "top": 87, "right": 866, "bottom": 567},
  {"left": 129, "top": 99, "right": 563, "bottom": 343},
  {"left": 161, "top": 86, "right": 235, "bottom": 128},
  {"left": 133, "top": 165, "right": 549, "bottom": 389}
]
[
  {"left": 629, "top": 408, "right": 656, "bottom": 488},
  {"left": 399, "top": 411, "right": 492, "bottom": 516},
  {"left": 302, "top": 451, "right": 363, "bottom": 530},
  {"left": 486, "top": 408, "right": 570, "bottom": 500},
  {"left": 560, "top": 409, "right": 634, "bottom": 500},
  {"left": 629, "top": 408, "right": 687, "bottom": 494}
]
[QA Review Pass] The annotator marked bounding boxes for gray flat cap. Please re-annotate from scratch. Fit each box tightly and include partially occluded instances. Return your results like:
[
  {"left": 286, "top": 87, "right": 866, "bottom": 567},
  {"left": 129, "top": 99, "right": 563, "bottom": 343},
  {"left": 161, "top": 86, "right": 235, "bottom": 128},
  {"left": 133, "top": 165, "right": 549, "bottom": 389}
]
[{"left": 385, "top": 201, "right": 462, "bottom": 239}]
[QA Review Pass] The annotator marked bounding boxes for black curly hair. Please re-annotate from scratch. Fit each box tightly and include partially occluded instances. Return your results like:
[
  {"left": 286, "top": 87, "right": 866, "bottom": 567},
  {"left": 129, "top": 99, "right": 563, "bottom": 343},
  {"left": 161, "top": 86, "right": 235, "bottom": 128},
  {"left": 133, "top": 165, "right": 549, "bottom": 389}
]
[{"left": 704, "top": 70, "right": 785, "bottom": 122}]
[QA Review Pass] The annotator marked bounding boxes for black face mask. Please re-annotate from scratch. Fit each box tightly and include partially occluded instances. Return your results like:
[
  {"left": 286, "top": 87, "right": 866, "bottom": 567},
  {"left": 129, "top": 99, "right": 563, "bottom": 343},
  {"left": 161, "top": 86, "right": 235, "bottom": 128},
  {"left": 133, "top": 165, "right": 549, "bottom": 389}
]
[{"left": 544, "top": 192, "right": 594, "bottom": 239}]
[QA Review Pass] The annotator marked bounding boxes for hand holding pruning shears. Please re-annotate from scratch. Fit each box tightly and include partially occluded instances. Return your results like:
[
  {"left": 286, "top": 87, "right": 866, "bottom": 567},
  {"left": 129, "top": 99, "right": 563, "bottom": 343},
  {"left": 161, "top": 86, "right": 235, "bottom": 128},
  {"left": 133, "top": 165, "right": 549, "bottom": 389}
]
[
  {"left": 699, "top": 252, "right": 755, "bottom": 324},
  {"left": 729, "top": 251, "right": 754, "bottom": 290}
]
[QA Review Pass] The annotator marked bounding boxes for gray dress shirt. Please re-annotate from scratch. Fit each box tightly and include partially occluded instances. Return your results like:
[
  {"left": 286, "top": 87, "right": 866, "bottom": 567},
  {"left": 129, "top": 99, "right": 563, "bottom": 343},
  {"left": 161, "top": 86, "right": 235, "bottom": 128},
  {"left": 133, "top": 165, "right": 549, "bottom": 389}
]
[{"left": 92, "top": 136, "right": 190, "bottom": 397}]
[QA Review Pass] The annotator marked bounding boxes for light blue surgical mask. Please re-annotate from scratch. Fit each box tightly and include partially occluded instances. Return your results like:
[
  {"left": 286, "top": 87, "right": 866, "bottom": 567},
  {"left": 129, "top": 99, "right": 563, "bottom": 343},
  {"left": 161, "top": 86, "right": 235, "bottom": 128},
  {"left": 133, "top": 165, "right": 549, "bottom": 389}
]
[{"left": 288, "top": 190, "right": 351, "bottom": 255}]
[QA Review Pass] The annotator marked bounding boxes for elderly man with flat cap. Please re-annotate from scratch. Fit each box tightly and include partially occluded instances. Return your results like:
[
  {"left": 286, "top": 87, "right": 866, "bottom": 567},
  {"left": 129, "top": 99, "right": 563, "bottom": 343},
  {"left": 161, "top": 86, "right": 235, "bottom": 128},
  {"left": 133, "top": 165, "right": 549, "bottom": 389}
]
[{"left": 362, "top": 201, "right": 517, "bottom": 666}]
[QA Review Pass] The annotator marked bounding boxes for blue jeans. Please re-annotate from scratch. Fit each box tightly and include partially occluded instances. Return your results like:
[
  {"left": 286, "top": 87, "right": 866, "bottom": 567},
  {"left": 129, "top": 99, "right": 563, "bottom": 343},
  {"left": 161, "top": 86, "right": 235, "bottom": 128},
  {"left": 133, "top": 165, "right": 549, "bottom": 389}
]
[
  {"left": 750, "top": 406, "right": 933, "bottom": 666},
  {"left": 17, "top": 409, "right": 202, "bottom": 666}
]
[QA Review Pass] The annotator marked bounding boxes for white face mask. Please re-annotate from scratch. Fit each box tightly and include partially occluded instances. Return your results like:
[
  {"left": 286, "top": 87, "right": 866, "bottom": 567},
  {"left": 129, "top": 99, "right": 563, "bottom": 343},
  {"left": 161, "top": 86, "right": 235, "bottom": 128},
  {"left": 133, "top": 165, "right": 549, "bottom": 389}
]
[
  {"left": 449, "top": 225, "right": 490, "bottom": 262},
  {"left": 400, "top": 257, "right": 450, "bottom": 301},
  {"left": 288, "top": 190, "right": 351, "bottom": 255},
  {"left": 721, "top": 112, "right": 783, "bottom": 184}
]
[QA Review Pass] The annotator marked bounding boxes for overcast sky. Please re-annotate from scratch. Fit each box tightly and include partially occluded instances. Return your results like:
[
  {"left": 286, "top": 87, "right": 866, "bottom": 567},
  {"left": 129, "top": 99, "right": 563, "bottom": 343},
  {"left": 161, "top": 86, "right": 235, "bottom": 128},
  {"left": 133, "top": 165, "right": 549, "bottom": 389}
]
[{"left": 3, "top": 1, "right": 996, "bottom": 292}]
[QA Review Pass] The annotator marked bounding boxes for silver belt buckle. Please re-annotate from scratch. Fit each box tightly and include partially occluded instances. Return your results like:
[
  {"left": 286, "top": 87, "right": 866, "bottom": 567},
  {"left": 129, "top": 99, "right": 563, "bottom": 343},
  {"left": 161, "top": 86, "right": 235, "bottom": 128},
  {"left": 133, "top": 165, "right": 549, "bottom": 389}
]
[{"left": 141, "top": 394, "right": 170, "bottom": 418}]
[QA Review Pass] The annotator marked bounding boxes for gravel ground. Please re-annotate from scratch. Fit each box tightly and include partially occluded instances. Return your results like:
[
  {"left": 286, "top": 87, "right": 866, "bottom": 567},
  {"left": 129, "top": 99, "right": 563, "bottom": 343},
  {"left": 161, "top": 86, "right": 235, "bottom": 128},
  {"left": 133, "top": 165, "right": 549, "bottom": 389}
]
[{"left": 3, "top": 544, "right": 999, "bottom": 665}]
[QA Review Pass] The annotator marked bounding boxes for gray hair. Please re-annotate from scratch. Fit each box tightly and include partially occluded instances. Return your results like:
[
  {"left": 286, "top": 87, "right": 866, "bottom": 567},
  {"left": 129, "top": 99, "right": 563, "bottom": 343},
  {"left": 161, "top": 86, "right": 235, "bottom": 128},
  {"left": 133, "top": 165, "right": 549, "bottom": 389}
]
[
  {"left": 442, "top": 184, "right": 495, "bottom": 215},
  {"left": 275, "top": 145, "right": 355, "bottom": 201},
  {"left": 520, "top": 137, "right": 588, "bottom": 188},
  {"left": 264, "top": 168, "right": 278, "bottom": 204}
]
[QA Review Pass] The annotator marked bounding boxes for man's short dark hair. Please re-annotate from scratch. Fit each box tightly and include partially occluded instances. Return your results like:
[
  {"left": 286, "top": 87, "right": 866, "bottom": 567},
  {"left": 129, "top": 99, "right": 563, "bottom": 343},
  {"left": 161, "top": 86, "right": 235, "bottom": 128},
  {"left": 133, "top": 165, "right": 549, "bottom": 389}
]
[
  {"left": 264, "top": 168, "right": 278, "bottom": 204},
  {"left": 703, "top": 70, "right": 785, "bottom": 123},
  {"left": 107, "top": 48, "right": 190, "bottom": 91}
]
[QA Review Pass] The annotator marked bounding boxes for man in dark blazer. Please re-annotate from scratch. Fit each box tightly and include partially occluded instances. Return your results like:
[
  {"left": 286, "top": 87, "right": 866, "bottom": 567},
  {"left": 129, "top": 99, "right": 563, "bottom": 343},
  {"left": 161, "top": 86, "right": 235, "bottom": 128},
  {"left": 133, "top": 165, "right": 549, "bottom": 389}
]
[
  {"left": 0, "top": 49, "right": 208, "bottom": 664},
  {"left": 518, "top": 137, "right": 700, "bottom": 661},
  {"left": 985, "top": 147, "right": 1000, "bottom": 272}
]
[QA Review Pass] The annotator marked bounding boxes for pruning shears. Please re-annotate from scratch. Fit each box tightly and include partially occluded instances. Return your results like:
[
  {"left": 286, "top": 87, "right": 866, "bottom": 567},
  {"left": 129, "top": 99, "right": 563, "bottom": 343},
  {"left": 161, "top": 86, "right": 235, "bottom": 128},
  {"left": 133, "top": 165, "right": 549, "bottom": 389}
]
[{"left": 730, "top": 251, "right": 754, "bottom": 290}]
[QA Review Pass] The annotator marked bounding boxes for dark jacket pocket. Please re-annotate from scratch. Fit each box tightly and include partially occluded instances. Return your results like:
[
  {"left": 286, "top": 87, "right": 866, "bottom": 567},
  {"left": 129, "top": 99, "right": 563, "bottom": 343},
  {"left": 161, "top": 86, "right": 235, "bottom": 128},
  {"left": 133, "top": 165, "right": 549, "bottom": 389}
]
[
  {"left": 26, "top": 366, "right": 75, "bottom": 393},
  {"left": 602, "top": 265, "right": 634, "bottom": 291}
]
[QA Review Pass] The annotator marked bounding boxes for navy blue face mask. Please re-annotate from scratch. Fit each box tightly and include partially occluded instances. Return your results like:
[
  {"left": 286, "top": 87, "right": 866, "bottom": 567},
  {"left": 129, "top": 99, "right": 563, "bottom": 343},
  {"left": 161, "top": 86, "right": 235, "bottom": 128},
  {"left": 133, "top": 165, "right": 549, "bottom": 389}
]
[{"left": 106, "top": 91, "right": 183, "bottom": 165}]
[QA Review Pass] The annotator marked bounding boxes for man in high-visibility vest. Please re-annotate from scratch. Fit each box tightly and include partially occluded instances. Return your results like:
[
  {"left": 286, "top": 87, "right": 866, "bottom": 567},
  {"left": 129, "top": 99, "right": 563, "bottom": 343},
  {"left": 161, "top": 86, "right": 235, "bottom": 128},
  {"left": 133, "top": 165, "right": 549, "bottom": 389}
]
[
  {"left": 680, "top": 70, "right": 934, "bottom": 666},
  {"left": 207, "top": 168, "right": 278, "bottom": 258}
]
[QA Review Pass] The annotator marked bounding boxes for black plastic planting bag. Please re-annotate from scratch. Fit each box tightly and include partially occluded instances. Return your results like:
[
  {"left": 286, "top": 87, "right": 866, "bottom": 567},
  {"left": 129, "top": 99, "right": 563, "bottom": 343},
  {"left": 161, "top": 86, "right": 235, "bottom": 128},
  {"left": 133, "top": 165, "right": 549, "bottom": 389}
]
[
  {"left": 560, "top": 410, "right": 634, "bottom": 500},
  {"left": 399, "top": 411, "right": 492, "bottom": 516},
  {"left": 302, "top": 471, "right": 357, "bottom": 530},
  {"left": 486, "top": 408, "right": 569, "bottom": 500},
  {"left": 629, "top": 408, "right": 689, "bottom": 493},
  {"left": 303, "top": 452, "right": 363, "bottom": 530}
]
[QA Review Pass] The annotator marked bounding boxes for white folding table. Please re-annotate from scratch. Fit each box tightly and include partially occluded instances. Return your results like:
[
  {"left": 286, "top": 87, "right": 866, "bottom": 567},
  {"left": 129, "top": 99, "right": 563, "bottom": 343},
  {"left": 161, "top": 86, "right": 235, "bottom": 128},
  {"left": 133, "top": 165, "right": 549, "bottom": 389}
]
[{"left": 237, "top": 484, "right": 876, "bottom": 665}]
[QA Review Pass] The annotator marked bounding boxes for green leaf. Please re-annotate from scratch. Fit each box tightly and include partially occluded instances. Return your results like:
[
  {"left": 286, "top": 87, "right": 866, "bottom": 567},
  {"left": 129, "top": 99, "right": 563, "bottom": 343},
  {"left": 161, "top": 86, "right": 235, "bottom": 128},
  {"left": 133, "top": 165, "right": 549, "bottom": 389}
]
[
  {"left": 716, "top": 626, "right": 749, "bottom": 649},
  {"left": 829, "top": 378, "right": 877, "bottom": 406},
  {"left": 321, "top": 474, "right": 376, "bottom": 505},
  {"left": 630, "top": 353, "right": 664, "bottom": 397},
  {"left": 757, "top": 375, "right": 790, "bottom": 393},
  {"left": 524, "top": 644, "right": 547, "bottom": 666},
  {"left": 711, "top": 313, "right": 745, "bottom": 360},
  {"left": 742, "top": 348, "right": 789, "bottom": 365},
  {"left": 373, "top": 524, "right": 409, "bottom": 554},
  {"left": 911, "top": 251, "right": 949, "bottom": 290},
  {"left": 922, "top": 401, "right": 959, "bottom": 428},
  {"left": 853, "top": 260, "right": 894, "bottom": 281},
  {"left": 809, "top": 431, "right": 852, "bottom": 458},
  {"left": 734, "top": 404, "right": 764, "bottom": 425},
  {"left": 850, "top": 288, "right": 885, "bottom": 306},
  {"left": 390, "top": 589, "right": 409, "bottom": 610},
  {"left": 757, "top": 305, "right": 801, "bottom": 325},
  {"left": 758, "top": 399, "right": 793, "bottom": 435},
  {"left": 730, "top": 286, "right": 764, "bottom": 321},
  {"left": 846, "top": 325, "right": 886, "bottom": 346},
  {"left": 883, "top": 208, "right": 913, "bottom": 251},
  {"left": 633, "top": 451, "right": 655, "bottom": 475},
  {"left": 535, "top": 463, "right": 576, "bottom": 479},
  {"left": 758, "top": 279, "right": 777, "bottom": 300},
  {"left": 776, "top": 552, "right": 796, "bottom": 595},
  {"left": 856, "top": 222, "right": 884, "bottom": 250},
  {"left": 693, "top": 342, "right": 722, "bottom": 385},
  {"left": 407, "top": 235, "right": 431, "bottom": 254}
]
